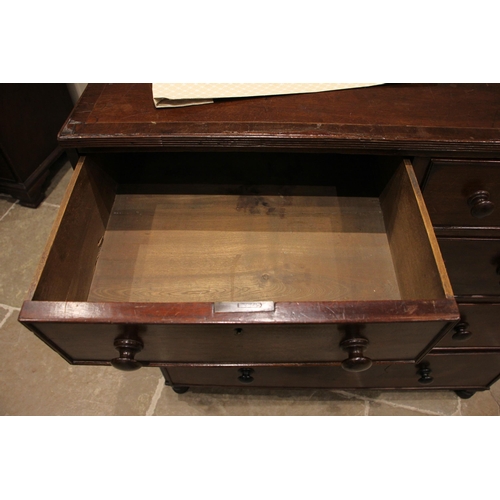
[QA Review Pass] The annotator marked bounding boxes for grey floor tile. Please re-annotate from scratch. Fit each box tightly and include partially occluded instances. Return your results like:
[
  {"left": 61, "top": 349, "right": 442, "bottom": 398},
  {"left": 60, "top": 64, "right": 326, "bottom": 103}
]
[
  {"left": 343, "top": 389, "right": 459, "bottom": 416},
  {"left": 368, "top": 402, "right": 431, "bottom": 416},
  {"left": 490, "top": 379, "right": 500, "bottom": 406},
  {"left": 0, "top": 196, "right": 16, "bottom": 219},
  {"left": 0, "top": 203, "right": 58, "bottom": 307},
  {"left": 42, "top": 159, "right": 73, "bottom": 206},
  {"left": 460, "top": 390, "right": 500, "bottom": 416},
  {"left": 0, "top": 312, "right": 159, "bottom": 415},
  {"left": 0, "top": 306, "right": 9, "bottom": 325},
  {"left": 153, "top": 386, "right": 367, "bottom": 416}
]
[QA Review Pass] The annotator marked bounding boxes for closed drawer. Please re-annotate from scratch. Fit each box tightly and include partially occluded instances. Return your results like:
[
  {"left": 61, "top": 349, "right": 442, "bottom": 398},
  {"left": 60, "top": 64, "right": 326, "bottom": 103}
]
[
  {"left": 438, "top": 237, "right": 500, "bottom": 296},
  {"left": 18, "top": 153, "right": 458, "bottom": 370},
  {"left": 165, "top": 351, "right": 500, "bottom": 389},
  {"left": 437, "top": 303, "right": 500, "bottom": 348},
  {"left": 423, "top": 159, "right": 500, "bottom": 228}
]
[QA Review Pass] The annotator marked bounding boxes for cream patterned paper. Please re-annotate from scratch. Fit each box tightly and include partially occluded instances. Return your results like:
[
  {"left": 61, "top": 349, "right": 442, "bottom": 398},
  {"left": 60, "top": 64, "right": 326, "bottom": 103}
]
[{"left": 152, "top": 83, "right": 382, "bottom": 108}]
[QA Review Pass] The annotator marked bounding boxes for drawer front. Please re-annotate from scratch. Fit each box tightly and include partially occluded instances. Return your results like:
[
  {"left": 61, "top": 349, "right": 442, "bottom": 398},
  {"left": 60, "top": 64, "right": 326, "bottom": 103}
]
[
  {"left": 167, "top": 362, "right": 413, "bottom": 389},
  {"left": 438, "top": 237, "right": 500, "bottom": 296},
  {"left": 436, "top": 303, "right": 500, "bottom": 348},
  {"left": 19, "top": 155, "right": 459, "bottom": 373},
  {"left": 165, "top": 352, "right": 500, "bottom": 389},
  {"left": 28, "top": 319, "right": 451, "bottom": 365},
  {"left": 423, "top": 159, "right": 500, "bottom": 228}
]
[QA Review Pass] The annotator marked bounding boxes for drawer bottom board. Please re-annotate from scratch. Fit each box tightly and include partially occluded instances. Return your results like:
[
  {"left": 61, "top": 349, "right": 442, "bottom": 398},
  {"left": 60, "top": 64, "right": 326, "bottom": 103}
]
[{"left": 88, "top": 193, "right": 400, "bottom": 303}]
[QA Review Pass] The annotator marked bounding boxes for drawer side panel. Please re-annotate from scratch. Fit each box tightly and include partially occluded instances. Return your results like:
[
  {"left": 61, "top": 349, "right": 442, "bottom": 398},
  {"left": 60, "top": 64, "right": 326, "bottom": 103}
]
[
  {"left": 31, "top": 157, "right": 116, "bottom": 302},
  {"left": 380, "top": 159, "right": 454, "bottom": 300}
]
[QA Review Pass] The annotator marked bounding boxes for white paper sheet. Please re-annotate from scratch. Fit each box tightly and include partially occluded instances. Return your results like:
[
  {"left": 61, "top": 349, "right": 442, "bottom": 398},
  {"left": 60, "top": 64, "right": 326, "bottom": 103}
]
[{"left": 152, "top": 83, "right": 383, "bottom": 108}]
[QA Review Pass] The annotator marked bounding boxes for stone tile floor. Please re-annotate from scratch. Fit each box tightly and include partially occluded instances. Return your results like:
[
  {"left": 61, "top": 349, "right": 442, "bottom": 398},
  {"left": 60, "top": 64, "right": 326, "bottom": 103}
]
[{"left": 1, "top": 157, "right": 499, "bottom": 416}]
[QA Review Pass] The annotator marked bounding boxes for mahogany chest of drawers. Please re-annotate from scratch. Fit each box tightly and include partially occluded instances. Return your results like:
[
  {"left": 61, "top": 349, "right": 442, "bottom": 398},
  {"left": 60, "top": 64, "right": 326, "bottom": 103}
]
[{"left": 19, "top": 83, "right": 500, "bottom": 398}]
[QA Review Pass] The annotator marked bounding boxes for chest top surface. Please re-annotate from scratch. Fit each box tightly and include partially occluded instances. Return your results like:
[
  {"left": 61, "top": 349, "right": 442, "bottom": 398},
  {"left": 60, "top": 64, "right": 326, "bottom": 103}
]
[{"left": 58, "top": 83, "right": 500, "bottom": 155}]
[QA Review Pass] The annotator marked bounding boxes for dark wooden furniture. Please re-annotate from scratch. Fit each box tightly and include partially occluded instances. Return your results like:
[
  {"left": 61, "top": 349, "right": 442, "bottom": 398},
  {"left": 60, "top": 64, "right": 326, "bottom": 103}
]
[
  {"left": 0, "top": 84, "right": 75, "bottom": 207},
  {"left": 19, "top": 83, "right": 500, "bottom": 398}
]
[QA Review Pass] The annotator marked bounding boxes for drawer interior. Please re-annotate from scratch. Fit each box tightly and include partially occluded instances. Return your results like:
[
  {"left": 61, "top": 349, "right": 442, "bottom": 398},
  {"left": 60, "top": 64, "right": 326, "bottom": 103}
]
[
  {"left": 89, "top": 192, "right": 400, "bottom": 303},
  {"left": 31, "top": 152, "right": 453, "bottom": 304}
]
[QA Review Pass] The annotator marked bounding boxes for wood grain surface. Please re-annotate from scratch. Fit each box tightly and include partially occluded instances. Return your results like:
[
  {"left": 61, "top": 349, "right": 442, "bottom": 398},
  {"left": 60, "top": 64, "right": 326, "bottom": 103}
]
[
  {"left": 423, "top": 159, "right": 500, "bottom": 228},
  {"left": 23, "top": 315, "right": 452, "bottom": 364},
  {"left": 165, "top": 350, "right": 500, "bottom": 389},
  {"left": 437, "top": 302, "right": 500, "bottom": 348},
  {"left": 438, "top": 237, "right": 500, "bottom": 297},
  {"left": 32, "top": 157, "right": 116, "bottom": 301},
  {"left": 88, "top": 193, "right": 400, "bottom": 303},
  {"left": 58, "top": 83, "right": 500, "bottom": 155},
  {"left": 380, "top": 160, "right": 453, "bottom": 300}
]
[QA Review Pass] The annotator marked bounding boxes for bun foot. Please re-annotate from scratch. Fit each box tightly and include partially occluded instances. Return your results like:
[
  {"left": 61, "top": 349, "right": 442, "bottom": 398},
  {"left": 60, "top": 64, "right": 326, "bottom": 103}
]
[
  {"left": 454, "top": 390, "right": 476, "bottom": 399},
  {"left": 172, "top": 386, "right": 190, "bottom": 394}
]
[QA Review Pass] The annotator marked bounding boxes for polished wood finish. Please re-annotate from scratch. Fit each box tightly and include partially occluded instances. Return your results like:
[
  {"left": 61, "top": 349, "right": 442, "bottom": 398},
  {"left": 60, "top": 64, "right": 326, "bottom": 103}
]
[
  {"left": 163, "top": 351, "right": 500, "bottom": 390},
  {"left": 424, "top": 159, "right": 500, "bottom": 228},
  {"left": 20, "top": 298, "right": 459, "bottom": 326},
  {"left": 111, "top": 331, "right": 144, "bottom": 371},
  {"left": 437, "top": 303, "right": 500, "bottom": 348},
  {"left": 412, "top": 107, "right": 500, "bottom": 394},
  {"left": 437, "top": 237, "right": 500, "bottom": 297},
  {"left": 18, "top": 83, "right": 500, "bottom": 395},
  {"left": 451, "top": 321, "right": 473, "bottom": 342},
  {"left": 339, "top": 334, "right": 372, "bottom": 372},
  {"left": 19, "top": 310, "right": 453, "bottom": 365},
  {"left": 0, "top": 84, "right": 74, "bottom": 206},
  {"left": 58, "top": 84, "right": 500, "bottom": 156}
]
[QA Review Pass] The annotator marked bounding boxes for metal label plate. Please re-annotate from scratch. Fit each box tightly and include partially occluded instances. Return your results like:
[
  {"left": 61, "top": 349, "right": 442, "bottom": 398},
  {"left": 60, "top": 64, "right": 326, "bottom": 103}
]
[{"left": 213, "top": 301, "right": 275, "bottom": 313}]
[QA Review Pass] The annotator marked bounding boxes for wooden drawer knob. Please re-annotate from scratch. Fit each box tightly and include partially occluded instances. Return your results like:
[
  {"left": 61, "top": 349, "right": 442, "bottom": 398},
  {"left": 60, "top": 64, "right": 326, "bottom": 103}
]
[
  {"left": 111, "top": 337, "right": 144, "bottom": 371},
  {"left": 452, "top": 321, "right": 472, "bottom": 341},
  {"left": 340, "top": 337, "right": 373, "bottom": 372},
  {"left": 468, "top": 190, "right": 494, "bottom": 218},
  {"left": 238, "top": 368, "right": 254, "bottom": 383},
  {"left": 417, "top": 363, "right": 433, "bottom": 384}
]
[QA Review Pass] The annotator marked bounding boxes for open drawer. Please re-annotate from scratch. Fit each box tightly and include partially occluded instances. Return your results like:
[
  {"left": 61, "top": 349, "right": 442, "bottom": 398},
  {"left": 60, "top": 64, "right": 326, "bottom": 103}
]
[{"left": 19, "top": 153, "right": 459, "bottom": 372}]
